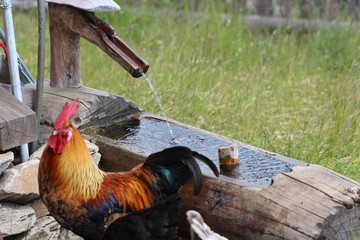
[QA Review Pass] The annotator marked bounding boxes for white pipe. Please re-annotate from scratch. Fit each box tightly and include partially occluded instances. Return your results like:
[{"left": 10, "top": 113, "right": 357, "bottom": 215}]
[{"left": 2, "top": 0, "right": 29, "bottom": 162}]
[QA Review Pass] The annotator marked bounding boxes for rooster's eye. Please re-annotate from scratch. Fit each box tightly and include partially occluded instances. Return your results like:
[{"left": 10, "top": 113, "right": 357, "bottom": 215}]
[{"left": 62, "top": 126, "right": 71, "bottom": 134}]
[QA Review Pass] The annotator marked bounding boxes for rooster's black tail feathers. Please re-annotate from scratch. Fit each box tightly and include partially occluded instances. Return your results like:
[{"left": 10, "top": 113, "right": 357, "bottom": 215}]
[{"left": 144, "top": 146, "right": 219, "bottom": 196}]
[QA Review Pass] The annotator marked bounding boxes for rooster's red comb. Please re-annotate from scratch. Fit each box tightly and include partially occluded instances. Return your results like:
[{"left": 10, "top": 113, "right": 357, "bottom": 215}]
[{"left": 54, "top": 98, "right": 80, "bottom": 130}]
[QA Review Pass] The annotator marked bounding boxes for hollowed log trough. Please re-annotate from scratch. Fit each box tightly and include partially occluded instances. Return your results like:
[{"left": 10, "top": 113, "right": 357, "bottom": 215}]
[{"left": 23, "top": 82, "right": 360, "bottom": 240}]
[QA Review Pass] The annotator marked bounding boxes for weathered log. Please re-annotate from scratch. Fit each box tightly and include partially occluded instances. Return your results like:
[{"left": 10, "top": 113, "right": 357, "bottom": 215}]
[
  {"left": 0, "top": 88, "right": 36, "bottom": 150},
  {"left": 89, "top": 127, "right": 360, "bottom": 239},
  {"left": 85, "top": 115, "right": 360, "bottom": 239},
  {"left": 179, "top": 165, "right": 360, "bottom": 240},
  {"left": 36, "top": 85, "right": 360, "bottom": 239}
]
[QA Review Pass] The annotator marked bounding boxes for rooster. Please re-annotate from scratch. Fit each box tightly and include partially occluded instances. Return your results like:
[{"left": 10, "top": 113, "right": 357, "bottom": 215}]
[{"left": 38, "top": 99, "right": 219, "bottom": 240}]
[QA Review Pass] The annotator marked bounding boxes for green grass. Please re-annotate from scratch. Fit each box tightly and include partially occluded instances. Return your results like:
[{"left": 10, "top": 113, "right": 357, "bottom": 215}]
[{"left": 4, "top": 5, "right": 360, "bottom": 181}]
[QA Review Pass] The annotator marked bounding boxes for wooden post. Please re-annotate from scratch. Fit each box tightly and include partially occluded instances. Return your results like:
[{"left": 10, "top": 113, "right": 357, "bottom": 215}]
[
  {"left": 218, "top": 144, "right": 239, "bottom": 178},
  {"left": 48, "top": 3, "right": 82, "bottom": 88},
  {"left": 194, "top": 0, "right": 200, "bottom": 12},
  {"left": 320, "top": 0, "right": 342, "bottom": 20},
  {"left": 349, "top": 0, "right": 360, "bottom": 21},
  {"left": 279, "top": 0, "right": 292, "bottom": 18},
  {"left": 299, "top": 0, "right": 314, "bottom": 19},
  {"left": 255, "top": 0, "right": 273, "bottom": 16}
]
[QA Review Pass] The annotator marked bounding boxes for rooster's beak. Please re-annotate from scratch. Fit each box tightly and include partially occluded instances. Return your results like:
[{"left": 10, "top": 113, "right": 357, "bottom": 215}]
[{"left": 52, "top": 130, "right": 60, "bottom": 135}]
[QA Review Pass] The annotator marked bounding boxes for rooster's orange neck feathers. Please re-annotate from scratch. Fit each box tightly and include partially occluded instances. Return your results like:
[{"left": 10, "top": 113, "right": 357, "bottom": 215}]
[
  {"left": 40, "top": 99, "right": 157, "bottom": 210},
  {"left": 41, "top": 124, "right": 105, "bottom": 200}
]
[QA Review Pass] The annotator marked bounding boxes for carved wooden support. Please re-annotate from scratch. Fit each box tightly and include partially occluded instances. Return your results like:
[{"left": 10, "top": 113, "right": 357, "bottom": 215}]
[
  {"left": 48, "top": 3, "right": 148, "bottom": 88},
  {"left": 49, "top": 3, "right": 83, "bottom": 88}
]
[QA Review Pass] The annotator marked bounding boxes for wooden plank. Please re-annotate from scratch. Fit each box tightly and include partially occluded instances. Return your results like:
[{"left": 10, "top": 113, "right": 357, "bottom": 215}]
[
  {"left": 0, "top": 88, "right": 36, "bottom": 150},
  {"left": 0, "top": 83, "right": 35, "bottom": 110}
]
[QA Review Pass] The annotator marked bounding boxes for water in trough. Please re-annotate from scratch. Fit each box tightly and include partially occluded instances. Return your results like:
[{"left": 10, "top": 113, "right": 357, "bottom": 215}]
[{"left": 97, "top": 117, "right": 296, "bottom": 186}]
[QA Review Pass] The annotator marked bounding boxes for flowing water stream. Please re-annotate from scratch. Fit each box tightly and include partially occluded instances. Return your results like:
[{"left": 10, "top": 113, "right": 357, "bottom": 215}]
[{"left": 140, "top": 71, "right": 175, "bottom": 142}]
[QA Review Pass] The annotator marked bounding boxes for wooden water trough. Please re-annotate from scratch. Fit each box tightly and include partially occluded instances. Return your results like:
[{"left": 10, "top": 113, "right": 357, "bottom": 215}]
[
  {"left": 17, "top": 82, "right": 360, "bottom": 240},
  {"left": 2, "top": 1, "right": 357, "bottom": 238}
]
